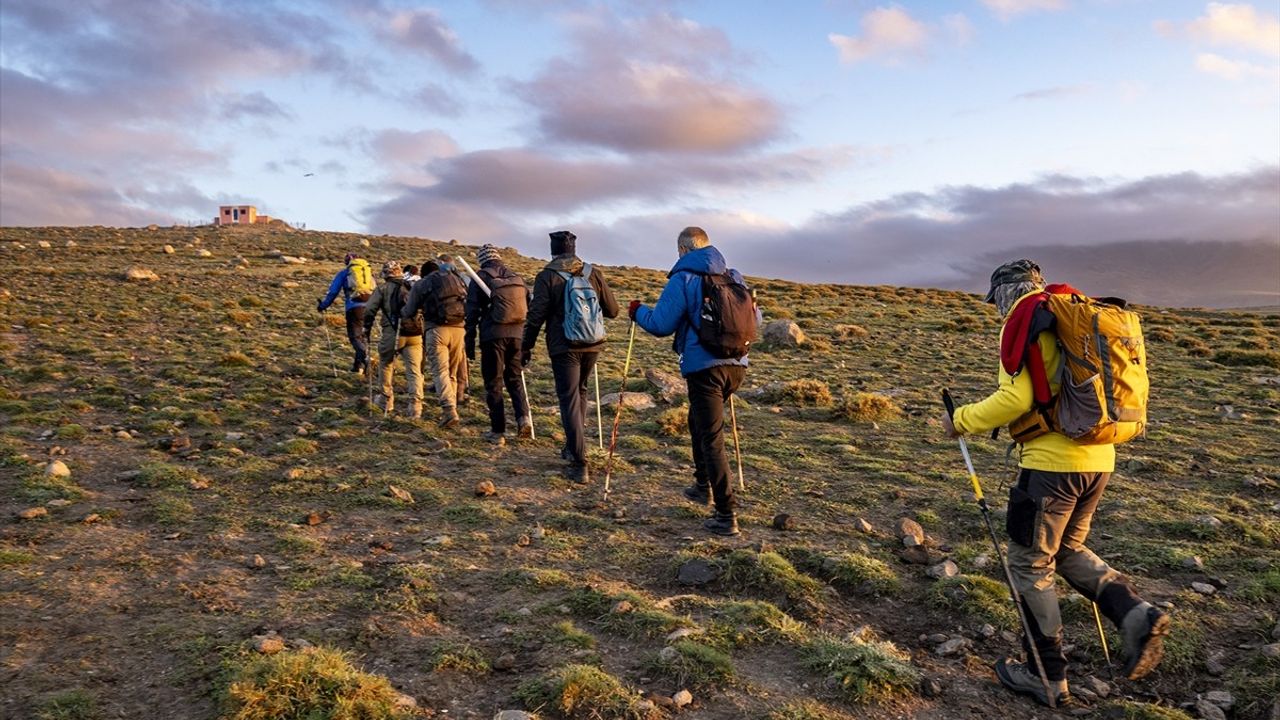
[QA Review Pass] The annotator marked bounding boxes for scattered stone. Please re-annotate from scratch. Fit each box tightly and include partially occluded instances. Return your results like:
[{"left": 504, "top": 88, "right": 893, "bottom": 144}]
[
  {"left": 515, "top": 607, "right": 533, "bottom": 617},
  {"left": 762, "top": 319, "right": 806, "bottom": 347},
  {"left": 196, "top": 248, "right": 213, "bottom": 257},
  {"left": 65, "top": 240, "right": 77, "bottom": 247},
  {"left": 492, "top": 653, "right": 517, "bottom": 672},
  {"left": 252, "top": 634, "right": 286, "bottom": 654},
  {"left": 1261, "top": 643, "right": 1280, "bottom": 659},
  {"left": 1272, "top": 620, "right": 1280, "bottom": 640},
  {"left": 304, "top": 511, "right": 331, "bottom": 526},
  {"left": 927, "top": 560, "right": 959, "bottom": 579},
  {"left": 899, "top": 546, "right": 941, "bottom": 565},
  {"left": 387, "top": 485, "right": 415, "bottom": 504},
  {"left": 115, "top": 430, "right": 132, "bottom": 440},
  {"left": 677, "top": 558, "right": 721, "bottom": 586},
  {"left": 474, "top": 480, "right": 497, "bottom": 497},
  {"left": 772, "top": 513, "right": 797, "bottom": 531},
  {"left": 392, "top": 693, "right": 416, "bottom": 711},
  {"left": 1082, "top": 676, "right": 1111, "bottom": 698},
  {"left": 81, "top": 513, "right": 101, "bottom": 524},
  {"left": 123, "top": 266, "right": 160, "bottom": 282},
  {"left": 280, "top": 255, "right": 308, "bottom": 264},
  {"left": 1195, "top": 699, "right": 1227, "bottom": 720},
  {"left": 979, "top": 624, "right": 996, "bottom": 639},
  {"left": 645, "top": 368, "right": 686, "bottom": 401},
  {"left": 17, "top": 507, "right": 48, "bottom": 520},
  {"left": 610, "top": 600, "right": 634, "bottom": 614},
  {"left": 1204, "top": 655, "right": 1226, "bottom": 676},
  {"left": 599, "top": 392, "right": 656, "bottom": 410},
  {"left": 1182, "top": 555, "right": 1204, "bottom": 571},
  {"left": 1215, "top": 404, "right": 1244, "bottom": 420},
  {"left": 895, "top": 517, "right": 925, "bottom": 547},
  {"left": 45, "top": 460, "right": 71, "bottom": 478},
  {"left": 424, "top": 535, "right": 452, "bottom": 546},
  {"left": 671, "top": 689, "right": 693, "bottom": 708},
  {"left": 1193, "top": 515, "right": 1223, "bottom": 529},
  {"left": 935, "top": 637, "right": 969, "bottom": 656},
  {"left": 282, "top": 467, "right": 306, "bottom": 481},
  {"left": 265, "top": 249, "right": 285, "bottom": 258},
  {"left": 279, "top": 280, "right": 300, "bottom": 289},
  {"left": 919, "top": 677, "right": 943, "bottom": 698},
  {"left": 925, "top": 633, "right": 949, "bottom": 644},
  {"left": 248, "top": 554, "right": 267, "bottom": 569},
  {"left": 852, "top": 517, "right": 873, "bottom": 533},
  {"left": 667, "top": 628, "right": 699, "bottom": 642},
  {"left": 1191, "top": 582, "right": 1216, "bottom": 595},
  {"left": 973, "top": 554, "right": 992, "bottom": 570},
  {"left": 1203, "top": 691, "right": 1234, "bottom": 711},
  {"left": 46, "top": 498, "right": 72, "bottom": 507},
  {"left": 493, "top": 712, "right": 535, "bottom": 720},
  {"left": 162, "top": 245, "right": 175, "bottom": 254},
  {"left": 658, "top": 646, "right": 680, "bottom": 663}
]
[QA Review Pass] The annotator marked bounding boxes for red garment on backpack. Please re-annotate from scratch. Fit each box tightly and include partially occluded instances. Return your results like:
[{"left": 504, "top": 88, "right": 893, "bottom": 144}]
[{"left": 999, "top": 283, "right": 1081, "bottom": 407}]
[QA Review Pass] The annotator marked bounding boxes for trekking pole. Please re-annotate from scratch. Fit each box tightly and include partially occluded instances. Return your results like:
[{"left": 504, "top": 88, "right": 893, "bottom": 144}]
[
  {"left": 729, "top": 394, "right": 745, "bottom": 492},
  {"left": 594, "top": 365, "right": 604, "bottom": 449},
  {"left": 320, "top": 314, "right": 338, "bottom": 378},
  {"left": 520, "top": 370, "right": 536, "bottom": 440},
  {"left": 602, "top": 321, "right": 638, "bottom": 503},
  {"left": 1092, "top": 601, "right": 1117, "bottom": 682},
  {"left": 943, "top": 389, "right": 1056, "bottom": 709},
  {"left": 367, "top": 325, "right": 377, "bottom": 417}
]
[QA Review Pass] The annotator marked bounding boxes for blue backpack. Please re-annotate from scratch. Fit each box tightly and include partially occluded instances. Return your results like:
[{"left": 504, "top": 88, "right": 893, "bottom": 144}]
[{"left": 556, "top": 264, "right": 606, "bottom": 346}]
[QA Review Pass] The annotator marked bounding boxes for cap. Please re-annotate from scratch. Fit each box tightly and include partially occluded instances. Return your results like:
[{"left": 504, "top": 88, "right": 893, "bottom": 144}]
[{"left": 983, "top": 259, "right": 1043, "bottom": 303}]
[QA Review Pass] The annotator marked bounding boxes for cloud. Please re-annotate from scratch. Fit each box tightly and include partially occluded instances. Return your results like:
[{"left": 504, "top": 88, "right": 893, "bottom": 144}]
[
  {"left": 220, "top": 91, "right": 295, "bottom": 122},
  {"left": 981, "top": 0, "right": 1068, "bottom": 22},
  {"left": 360, "top": 5, "right": 480, "bottom": 74},
  {"left": 829, "top": 6, "right": 930, "bottom": 64},
  {"left": 1195, "top": 52, "right": 1280, "bottom": 80},
  {"left": 1158, "top": 2, "right": 1280, "bottom": 56},
  {"left": 514, "top": 10, "right": 783, "bottom": 154},
  {"left": 1012, "top": 84, "right": 1093, "bottom": 101}
]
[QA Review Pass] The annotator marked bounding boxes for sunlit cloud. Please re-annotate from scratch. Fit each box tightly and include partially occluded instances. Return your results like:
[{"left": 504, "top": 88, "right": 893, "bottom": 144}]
[
  {"left": 1157, "top": 2, "right": 1280, "bottom": 56},
  {"left": 830, "top": 6, "right": 930, "bottom": 64},
  {"left": 981, "top": 0, "right": 1068, "bottom": 22}
]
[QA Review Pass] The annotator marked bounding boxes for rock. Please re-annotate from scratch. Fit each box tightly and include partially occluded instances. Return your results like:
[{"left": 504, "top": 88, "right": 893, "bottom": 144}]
[
  {"left": 1273, "top": 620, "right": 1280, "bottom": 640},
  {"left": 492, "top": 653, "right": 517, "bottom": 672},
  {"left": 899, "top": 546, "right": 940, "bottom": 565},
  {"left": 1261, "top": 642, "right": 1280, "bottom": 659},
  {"left": 81, "top": 513, "right": 101, "bottom": 524},
  {"left": 610, "top": 600, "right": 634, "bottom": 614},
  {"left": 65, "top": 240, "right": 76, "bottom": 247},
  {"left": 1182, "top": 555, "right": 1204, "bottom": 570},
  {"left": 123, "top": 266, "right": 160, "bottom": 282},
  {"left": 920, "top": 677, "right": 943, "bottom": 697},
  {"left": 927, "top": 560, "right": 959, "bottom": 579},
  {"left": 280, "top": 255, "right": 308, "bottom": 264},
  {"left": 474, "top": 480, "right": 497, "bottom": 497},
  {"left": 387, "top": 485, "right": 415, "bottom": 503},
  {"left": 1204, "top": 655, "right": 1226, "bottom": 676},
  {"left": 283, "top": 467, "right": 306, "bottom": 481},
  {"left": 658, "top": 646, "right": 680, "bottom": 663},
  {"left": 248, "top": 554, "right": 267, "bottom": 569},
  {"left": 115, "top": 430, "right": 132, "bottom": 439},
  {"left": 424, "top": 535, "right": 452, "bottom": 546},
  {"left": 772, "top": 513, "right": 797, "bottom": 531},
  {"left": 979, "top": 624, "right": 996, "bottom": 638},
  {"left": 46, "top": 498, "right": 72, "bottom": 507},
  {"left": 1215, "top": 404, "right": 1244, "bottom": 420},
  {"left": 252, "top": 634, "right": 285, "bottom": 654},
  {"left": 162, "top": 245, "right": 175, "bottom": 254},
  {"left": 1082, "top": 676, "right": 1111, "bottom": 698},
  {"left": 925, "top": 633, "right": 949, "bottom": 644},
  {"left": 1203, "top": 691, "right": 1234, "bottom": 711},
  {"left": 935, "top": 637, "right": 969, "bottom": 656},
  {"left": 17, "top": 507, "right": 48, "bottom": 520},
  {"left": 1193, "top": 515, "right": 1223, "bottom": 529},
  {"left": 393, "top": 693, "right": 416, "bottom": 711},
  {"left": 45, "top": 460, "right": 71, "bottom": 478},
  {"left": 667, "top": 628, "right": 699, "bottom": 642},
  {"left": 895, "top": 517, "right": 925, "bottom": 546},
  {"left": 1195, "top": 699, "right": 1227, "bottom": 720},
  {"left": 762, "top": 320, "right": 805, "bottom": 347},
  {"left": 645, "top": 368, "right": 686, "bottom": 401},
  {"left": 196, "top": 248, "right": 213, "bottom": 257},
  {"left": 494, "top": 712, "right": 535, "bottom": 720},
  {"left": 677, "top": 558, "right": 721, "bottom": 586},
  {"left": 973, "top": 554, "right": 992, "bottom": 569},
  {"left": 1191, "top": 582, "right": 1216, "bottom": 595},
  {"left": 279, "top": 280, "right": 300, "bottom": 289},
  {"left": 304, "top": 511, "right": 331, "bottom": 526},
  {"left": 37, "top": 240, "right": 51, "bottom": 248},
  {"left": 599, "top": 392, "right": 656, "bottom": 410},
  {"left": 671, "top": 689, "right": 693, "bottom": 708},
  {"left": 852, "top": 517, "right": 873, "bottom": 533}
]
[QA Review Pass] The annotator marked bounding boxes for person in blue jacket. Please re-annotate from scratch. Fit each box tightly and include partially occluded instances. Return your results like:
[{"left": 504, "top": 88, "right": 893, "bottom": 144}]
[
  {"left": 317, "top": 252, "right": 371, "bottom": 375},
  {"left": 629, "top": 226, "right": 758, "bottom": 536}
]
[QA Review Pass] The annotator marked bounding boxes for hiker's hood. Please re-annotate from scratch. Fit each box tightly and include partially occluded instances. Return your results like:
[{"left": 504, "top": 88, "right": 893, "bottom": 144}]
[
  {"left": 481, "top": 259, "right": 516, "bottom": 279},
  {"left": 546, "top": 254, "right": 584, "bottom": 274},
  {"left": 668, "top": 246, "right": 726, "bottom": 277}
]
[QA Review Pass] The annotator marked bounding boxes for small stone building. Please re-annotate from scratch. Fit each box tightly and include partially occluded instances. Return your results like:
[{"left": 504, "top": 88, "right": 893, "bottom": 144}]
[{"left": 215, "top": 205, "right": 271, "bottom": 225}]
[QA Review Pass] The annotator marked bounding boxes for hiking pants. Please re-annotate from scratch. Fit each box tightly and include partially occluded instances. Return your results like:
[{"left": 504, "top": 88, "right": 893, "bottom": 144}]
[
  {"left": 481, "top": 337, "right": 529, "bottom": 434},
  {"left": 426, "top": 326, "right": 467, "bottom": 410},
  {"left": 686, "top": 365, "right": 746, "bottom": 516},
  {"left": 1007, "top": 469, "right": 1145, "bottom": 681},
  {"left": 551, "top": 351, "right": 598, "bottom": 465},
  {"left": 378, "top": 334, "right": 424, "bottom": 414},
  {"left": 345, "top": 306, "right": 368, "bottom": 371}
]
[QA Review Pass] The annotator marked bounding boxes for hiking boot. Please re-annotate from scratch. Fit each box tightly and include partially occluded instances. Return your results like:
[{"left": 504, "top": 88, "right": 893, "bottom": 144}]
[
  {"left": 564, "top": 463, "right": 590, "bottom": 484},
  {"left": 438, "top": 407, "right": 460, "bottom": 429},
  {"left": 703, "top": 512, "right": 739, "bottom": 536},
  {"left": 377, "top": 394, "right": 394, "bottom": 414},
  {"left": 1121, "top": 603, "right": 1170, "bottom": 680},
  {"left": 994, "top": 658, "right": 1069, "bottom": 707},
  {"left": 517, "top": 417, "right": 534, "bottom": 440},
  {"left": 482, "top": 431, "right": 506, "bottom": 446},
  {"left": 682, "top": 484, "right": 711, "bottom": 505}
]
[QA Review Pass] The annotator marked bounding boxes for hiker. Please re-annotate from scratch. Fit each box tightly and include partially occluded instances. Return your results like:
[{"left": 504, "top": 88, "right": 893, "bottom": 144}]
[
  {"left": 403, "top": 264, "right": 420, "bottom": 284},
  {"left": 465, "top": 244, "right": 533, "bottom": 444},
  {"left": 942, "top": 259, "right": 1169, "bottom": 707},
  {"left": 629, "top": 227, "right": 759, "bottom": 536},
  {"left": 404, "top": 255, "right": 468, "bottom": 428},
  {"left": 521, "top": 230, "right": 620, "bottom": 482},
  {"left": 362, "top": 261, "right": 425, "bottom": 419},
  {"left": 317, "top": 252, "right": 374, "bottom": 375}
]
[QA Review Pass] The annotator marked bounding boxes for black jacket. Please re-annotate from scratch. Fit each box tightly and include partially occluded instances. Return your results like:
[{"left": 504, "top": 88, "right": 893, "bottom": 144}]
[
  {"left": 404, "top": 268, "right": 465, "bottom": 329},
  {"left": 522, "top": 254, "right": 620, "bottom": 357},
  {"left": 465, "top": 260, "right": 527, "bottom": 355}
]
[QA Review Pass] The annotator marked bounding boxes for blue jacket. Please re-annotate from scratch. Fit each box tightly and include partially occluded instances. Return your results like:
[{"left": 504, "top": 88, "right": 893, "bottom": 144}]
[
  {"left": 319, "top": 267, "right": 366, "bottom": 311},
  {"left": 635, "top": 246, "right": 756, "bottom": 377}
]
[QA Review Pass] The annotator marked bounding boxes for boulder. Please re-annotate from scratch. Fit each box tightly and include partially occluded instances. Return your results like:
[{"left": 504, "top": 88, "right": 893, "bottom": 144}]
[
  {"left": 895, "top": 517, "right": 925, "bottom": 547},
  {"left": 645, "top": 368, "right": 685, "bottom": 401},
  {"left": 762, "top": 320, "right": 805, "bottom": 347},
  {"left": 123, "top": 266, "right": 160, "bottom": 282},
  {"left": 926, "top": 560, "right": 959, "bottom": 579},
  {"left": 599, "top": 392, "right": 656, "bottom": 410},
  {"left": 45, "top": 460, "right": 71, "bottom": 478},
  {"left": 677, "top": 558, "right": 721, "bottom": 586}
]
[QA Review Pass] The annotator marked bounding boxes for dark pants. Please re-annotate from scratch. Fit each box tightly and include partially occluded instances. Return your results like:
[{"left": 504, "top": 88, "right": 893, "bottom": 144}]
[
  {"left": 551, "top": 351, "right": 598, "bottom": 465},
  {"left": 345, "top": 306, "right": 368, "bottom": 370},
  {"left": 1008, "top": 469, "right": 1144, "bottom": 681},
  {"left": 481, "top": 337, "right": 529, "bottom": 434},
  {"left": 687, "top": 365, "right": 746, "bottom": 515}
]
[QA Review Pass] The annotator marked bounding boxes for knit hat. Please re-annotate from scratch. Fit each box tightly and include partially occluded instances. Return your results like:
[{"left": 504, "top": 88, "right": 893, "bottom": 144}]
[
  {"left": 549, "top": 230, "right": 576, "bottom": 256},
  {"left": 477, "top": 244, "right": 501, "bottom": 265},
  {"left": 381, "top": 260, "right": 401, "bottom": 279},
  {"left": 983, "top": 259, "right": 1043, "bottom": 303},
  {"left": 344, "top": 252, "right": 359, "bottom": 264}
]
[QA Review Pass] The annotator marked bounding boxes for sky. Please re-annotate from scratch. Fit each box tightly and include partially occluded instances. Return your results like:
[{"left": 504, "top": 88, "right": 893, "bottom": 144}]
[{"left": 1, "top": 0, "right": 1278, "bottom": 306}]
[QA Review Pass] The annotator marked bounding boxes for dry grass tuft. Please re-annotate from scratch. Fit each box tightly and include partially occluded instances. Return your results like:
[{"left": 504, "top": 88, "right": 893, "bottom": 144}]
[{"left": 836, "top": 392, "right": 901, "bottom": 422}]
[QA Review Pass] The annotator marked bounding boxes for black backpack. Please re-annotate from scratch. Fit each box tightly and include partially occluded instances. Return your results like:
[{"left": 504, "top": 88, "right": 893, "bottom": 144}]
[
  {"left": 485, "top": 272, "right": 528, "bottom": 325},
  {"left": 432, "top": 271, "right": 467, "bottom": 326},
  {"left": 387, "top": 281, "right": 423, "bottom": 336},
  {"left": 695, "top": 272, "right": 758, "bottom": 359}
]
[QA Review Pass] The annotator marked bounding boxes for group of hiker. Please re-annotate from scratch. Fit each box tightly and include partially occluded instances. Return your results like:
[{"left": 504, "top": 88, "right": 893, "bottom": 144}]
[{"left": 316, "top": 230, "right": 1169, "bottom": 708}]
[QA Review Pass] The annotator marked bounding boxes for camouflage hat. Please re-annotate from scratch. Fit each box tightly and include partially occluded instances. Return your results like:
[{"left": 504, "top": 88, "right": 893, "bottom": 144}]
[
  {"left": 381, "top": 260, "right": 402, "bottom": 279},
  {"left": 983, "top": 259, "right": 1043, "bottom": 303}
]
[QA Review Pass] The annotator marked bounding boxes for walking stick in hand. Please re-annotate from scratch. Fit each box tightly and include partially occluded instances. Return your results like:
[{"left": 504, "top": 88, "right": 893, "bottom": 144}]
[{"left": 603, "top": 321, "right": 637, "bottom": 503}]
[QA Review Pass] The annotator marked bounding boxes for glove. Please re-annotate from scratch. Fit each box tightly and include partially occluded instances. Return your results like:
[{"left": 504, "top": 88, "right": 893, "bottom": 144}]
[
  {"left": 316, "top": 298, "right": 325, "bottom": 312},
  {"left": 521, "top": 348, "right": 533, "bottom": 367},
  {"left": 628, "top": 300, "right": 642, "bottom": 320}
]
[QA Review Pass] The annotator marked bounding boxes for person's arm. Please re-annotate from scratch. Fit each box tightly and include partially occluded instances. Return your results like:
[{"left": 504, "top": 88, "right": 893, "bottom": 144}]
[
  {"left": 403, "top": 276, "right": 427, "bottom": 320},
  {"left": 464, "top": 281, "right": 483, "bottom": 360},
  {"left": 591, "top": 266, "right": 620, "bottom": 319},
  {"left": 319, "top": 270, "right": 344, "bottom": 310},
  {"left": 362, "top": 285, "right": 382, "bottom": 336},
  {"left": 953, "top": 333, "right": 1048, "bottom": 434},
  {"left": 522, "top": 270, "right": 551, "bottom": 353},
  {"left": 635, "top": 274, "right": 688, "bottom": 337}
]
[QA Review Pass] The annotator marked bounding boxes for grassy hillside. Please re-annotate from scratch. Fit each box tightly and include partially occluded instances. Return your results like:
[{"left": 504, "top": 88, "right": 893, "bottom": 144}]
[{"left": 1, "top": 225, "right": 1277, "bottom": 720}]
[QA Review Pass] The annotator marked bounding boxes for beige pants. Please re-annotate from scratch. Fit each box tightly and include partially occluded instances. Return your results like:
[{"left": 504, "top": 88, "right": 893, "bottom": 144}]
[
  {"left": 378, "top": 333, "right": 423, "bottom": 413},
  {"left": 425, "top": 325, "right": 467, "bottom": 409}
]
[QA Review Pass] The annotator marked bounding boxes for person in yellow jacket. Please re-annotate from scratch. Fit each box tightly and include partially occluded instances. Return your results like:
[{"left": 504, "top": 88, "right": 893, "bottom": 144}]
[{"left": 943, "top": 259, "right": 1169, "bottom": 707}]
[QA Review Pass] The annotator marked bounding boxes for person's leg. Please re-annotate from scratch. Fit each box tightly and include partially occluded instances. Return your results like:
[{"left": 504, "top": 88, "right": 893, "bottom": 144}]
[
  {"left": 402, "top": 336, "right": 424, "bottom": 419},
  {"left": 378, "top": 331, "right": 397, "bottom": 410},
  {"left": 686, "top": 367, "right": 741, "bottom": 534},
  {"left": 426, "top": 327, "right": 457, "bottom": 424},
  {"left": 346, "top": 307, "right": 368, "bottom": 371},
  {"left": 502, "top": 338, "right": 530, "bottom": 430},
  {"left": 481, "top": 340, "right": 505, "bottom": 433},
  {"left": 552, "top": 352, "right": 586, "bottom": 465},
  {"left": 447, "top": 327, "right": 467, "bottom": 407}
]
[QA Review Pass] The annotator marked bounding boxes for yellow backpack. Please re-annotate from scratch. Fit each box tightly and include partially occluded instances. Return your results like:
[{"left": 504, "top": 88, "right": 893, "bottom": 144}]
[{"left": 346, "top": 258, "right": 374, "bottom": 301}]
